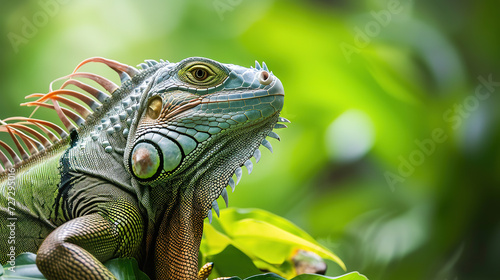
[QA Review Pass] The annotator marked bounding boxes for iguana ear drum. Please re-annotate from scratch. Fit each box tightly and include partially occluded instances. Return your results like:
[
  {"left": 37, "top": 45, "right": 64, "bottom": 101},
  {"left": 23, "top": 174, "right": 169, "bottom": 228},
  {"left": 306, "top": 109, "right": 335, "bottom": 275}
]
[
  {"left": 131, "top": 142, "right": 162, "bottom": 180},
  {"left": 130, "top": 138, "right": 183, "bottom": 180}
]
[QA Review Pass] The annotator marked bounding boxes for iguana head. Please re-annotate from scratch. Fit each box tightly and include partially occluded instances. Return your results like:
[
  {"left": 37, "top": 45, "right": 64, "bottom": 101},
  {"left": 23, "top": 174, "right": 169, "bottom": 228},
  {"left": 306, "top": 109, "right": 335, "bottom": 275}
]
[
  {"left": 121, "top": 57, "right": 286, "bottom": 278},
  {"left": 123, "top": 57, "right": 284, "bottom": 216}
]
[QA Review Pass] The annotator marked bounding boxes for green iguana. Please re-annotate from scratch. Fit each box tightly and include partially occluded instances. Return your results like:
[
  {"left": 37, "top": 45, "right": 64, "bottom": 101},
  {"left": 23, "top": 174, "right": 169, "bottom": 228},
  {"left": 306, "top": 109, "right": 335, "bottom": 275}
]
[{"left": 0, "top": 57, "right": 287, "bottom": 279}]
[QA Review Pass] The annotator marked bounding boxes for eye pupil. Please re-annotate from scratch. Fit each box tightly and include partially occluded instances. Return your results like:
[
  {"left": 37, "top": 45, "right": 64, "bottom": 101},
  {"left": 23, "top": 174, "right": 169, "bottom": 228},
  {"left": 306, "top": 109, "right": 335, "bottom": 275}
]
[{"left": 194, "top": 69, "right": 206, "bottom": 80}]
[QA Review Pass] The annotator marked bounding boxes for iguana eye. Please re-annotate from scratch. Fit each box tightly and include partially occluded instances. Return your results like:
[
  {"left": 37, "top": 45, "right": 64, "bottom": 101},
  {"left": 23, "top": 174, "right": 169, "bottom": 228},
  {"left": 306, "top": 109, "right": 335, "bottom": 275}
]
[
  {"left": 192, "top": 68, "right": 208, "bottom": 81},
  {"left": 186, "top": 65, "right": 214, "bottom": 83},
  {"left": 178, "top": 61, "right": 227, "bottom": 87},
  {"left": 147, "top": 96, "right": 162, "bottom": 119}
]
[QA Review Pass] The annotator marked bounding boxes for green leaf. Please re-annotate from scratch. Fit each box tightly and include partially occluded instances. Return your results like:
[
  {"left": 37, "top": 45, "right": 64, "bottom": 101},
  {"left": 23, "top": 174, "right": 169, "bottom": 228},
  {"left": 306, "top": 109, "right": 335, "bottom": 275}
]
[
  {"left": 104, "top": 258, "right": 150, "bottom": 280},
  {"left": 291, "top": 272, "right": 368, "bottom": 280},
  {"left": 201, "top": 208, "right": 345, "bottom": 278},
  {"left": 1, "top": 253, "right": 150, "bottom": 280},
  {"left": 240, "top": 272, "right": 367, "bottom": 280},
  {"left": 175, "top": 271, "right": 367, "bottom": 280},
  {"left": 219, "top": 209, "right": 320, "bottom": 245},
  {"left": 205, "top": 245, "right": 262, "bottom": 279},
  {"left": 1, "top": 253, "right": 45, "bottom": 279},
  {"left": 244, "top": 273, "right": 287, "bottom": 279},
  {"left": 201, "top": 217, "right": 233, "bottom": 256}
]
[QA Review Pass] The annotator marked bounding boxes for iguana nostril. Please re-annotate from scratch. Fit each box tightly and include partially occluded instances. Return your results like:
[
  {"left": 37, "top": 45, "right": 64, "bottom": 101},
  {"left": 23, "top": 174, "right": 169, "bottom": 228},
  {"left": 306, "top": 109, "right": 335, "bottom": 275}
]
[{"left": 259, "top": 70, "right": 272, "bottom": 85}]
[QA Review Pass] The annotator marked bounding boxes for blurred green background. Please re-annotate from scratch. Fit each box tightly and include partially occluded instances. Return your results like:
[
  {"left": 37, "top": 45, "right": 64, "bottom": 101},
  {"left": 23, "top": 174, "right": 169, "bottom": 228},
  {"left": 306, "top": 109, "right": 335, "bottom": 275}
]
[{"left": 1, "top": 0, "right": 499, "bottom": 279}]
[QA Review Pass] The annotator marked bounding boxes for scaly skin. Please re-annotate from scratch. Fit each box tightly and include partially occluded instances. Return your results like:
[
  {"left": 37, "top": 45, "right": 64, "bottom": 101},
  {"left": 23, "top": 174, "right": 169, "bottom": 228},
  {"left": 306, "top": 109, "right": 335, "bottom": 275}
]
[{"left": 0, "top": 57, "right": 286, "bottom": 279}]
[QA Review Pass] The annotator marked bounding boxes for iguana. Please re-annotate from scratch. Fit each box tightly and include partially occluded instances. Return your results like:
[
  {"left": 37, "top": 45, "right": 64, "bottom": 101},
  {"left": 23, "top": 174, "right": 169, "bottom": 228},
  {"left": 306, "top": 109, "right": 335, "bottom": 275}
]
[{"left": 0, "top": 57, "right": 287, "bottom": 279}]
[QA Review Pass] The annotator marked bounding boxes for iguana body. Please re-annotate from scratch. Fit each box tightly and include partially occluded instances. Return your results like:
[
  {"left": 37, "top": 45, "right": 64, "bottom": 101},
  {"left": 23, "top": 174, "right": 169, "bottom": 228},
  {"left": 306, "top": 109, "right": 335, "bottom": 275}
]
[{"left": 0, "top": 57, "right": 286, "bottom": 279}]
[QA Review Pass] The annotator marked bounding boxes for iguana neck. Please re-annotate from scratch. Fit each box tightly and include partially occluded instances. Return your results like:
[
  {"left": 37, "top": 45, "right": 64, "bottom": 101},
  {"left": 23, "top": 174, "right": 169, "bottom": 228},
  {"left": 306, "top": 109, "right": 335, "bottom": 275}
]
[
  {"left": 143, "top": 114, "right": 279, "bottom": 279},
  {"left": 153, "top": 186, "right": 203, "bottom": 280}
]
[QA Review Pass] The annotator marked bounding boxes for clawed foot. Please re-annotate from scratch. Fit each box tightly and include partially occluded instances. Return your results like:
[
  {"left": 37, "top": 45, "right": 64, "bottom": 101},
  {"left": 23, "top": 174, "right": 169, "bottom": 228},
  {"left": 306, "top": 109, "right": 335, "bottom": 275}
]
[{"left": 198, "top": 262, "right": 233, "bottom": 280}]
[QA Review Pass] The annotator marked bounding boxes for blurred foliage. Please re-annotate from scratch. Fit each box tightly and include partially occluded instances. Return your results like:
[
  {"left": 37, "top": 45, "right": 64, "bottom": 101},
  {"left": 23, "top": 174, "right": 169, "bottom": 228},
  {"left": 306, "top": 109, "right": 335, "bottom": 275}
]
[
  {"left": 201, "top": 208, "right": 345, "bottom": 278},
  {"left": 1, "top": 0, "right": 499, "bottom": 279},
  {"left": 225, "top": 272, "right": 368, "bottom": 280}
]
